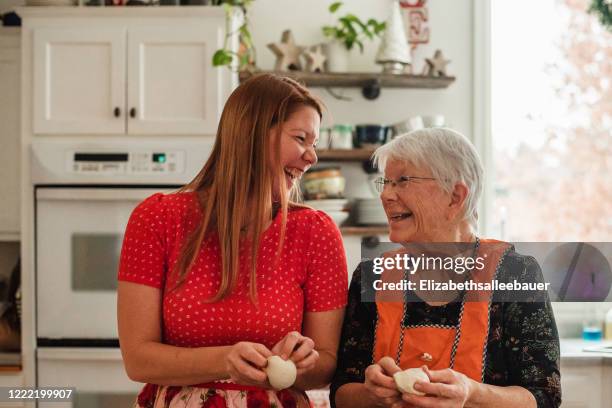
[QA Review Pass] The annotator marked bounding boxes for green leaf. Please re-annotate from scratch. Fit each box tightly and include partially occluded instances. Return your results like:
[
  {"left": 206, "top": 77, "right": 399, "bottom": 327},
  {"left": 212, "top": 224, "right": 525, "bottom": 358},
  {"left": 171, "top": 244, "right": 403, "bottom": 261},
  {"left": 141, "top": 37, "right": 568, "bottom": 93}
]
[
  {"left": 346, "top": 14, "right": 366, "bottom": 30},
  {"left": 239, "top": 53, "right": 251, "bottom": 68},
  {"left": 212, "top": 49, "right": 233, "bottom": 66},
  {"left": 329, "top": 1, "right": 343, "bottom": 13},
  {"left": 239, "top": 24, "right": 250, "bottom": 38},
  {"left": 322, "top": 26, "right": 337, "bottom": 38},
  {"left": 339, "top": 17, "right": 358, "bottom": 37},
  {"left": 239, "top": 24, "right": 253, "bottom": 48},
  {"left": 343, "top": 38, "right": 353, "bottom": 50}
]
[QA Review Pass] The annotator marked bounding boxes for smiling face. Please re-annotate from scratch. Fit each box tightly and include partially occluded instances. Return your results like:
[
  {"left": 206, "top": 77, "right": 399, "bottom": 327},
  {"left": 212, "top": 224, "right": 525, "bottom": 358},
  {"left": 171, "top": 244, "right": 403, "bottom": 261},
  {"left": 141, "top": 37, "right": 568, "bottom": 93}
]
[
  {"left": 270, "top": 105, "right": 320, "bottom": 195},
  {"left": 381, "top": 159, "right": 457, "bottom": 243}
]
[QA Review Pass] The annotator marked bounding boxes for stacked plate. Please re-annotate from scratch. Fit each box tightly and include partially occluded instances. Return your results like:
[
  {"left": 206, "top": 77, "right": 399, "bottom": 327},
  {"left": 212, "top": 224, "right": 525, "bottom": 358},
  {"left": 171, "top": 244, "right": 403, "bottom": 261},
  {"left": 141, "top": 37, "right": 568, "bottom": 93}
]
[
  {"left": 304, "top": 199, "right": 349, "bottom": 226},
  {"left": 355, "top": 198, "right": 388, "bottom": 225},
  {"left": 26, "top": 0, "right": 76, "bottom": 5}
]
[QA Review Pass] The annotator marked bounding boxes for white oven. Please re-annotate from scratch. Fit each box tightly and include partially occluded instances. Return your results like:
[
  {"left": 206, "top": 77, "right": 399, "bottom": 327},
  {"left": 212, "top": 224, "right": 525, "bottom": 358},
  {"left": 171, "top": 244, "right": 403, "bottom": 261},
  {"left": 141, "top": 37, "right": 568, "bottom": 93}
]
[
  {"left": 31, "top": 137, "right": 213, "bottom": 405},
  {"left": 36, "top": 186, "right": 164, "bottom": 343}
]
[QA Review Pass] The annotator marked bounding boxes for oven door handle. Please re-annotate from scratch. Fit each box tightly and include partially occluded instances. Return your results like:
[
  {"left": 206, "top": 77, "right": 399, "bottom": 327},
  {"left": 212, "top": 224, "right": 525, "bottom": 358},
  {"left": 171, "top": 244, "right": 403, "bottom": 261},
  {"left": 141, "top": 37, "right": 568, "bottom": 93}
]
[{"left": 36, "top": 187, "right": 175, "bottom": 202}]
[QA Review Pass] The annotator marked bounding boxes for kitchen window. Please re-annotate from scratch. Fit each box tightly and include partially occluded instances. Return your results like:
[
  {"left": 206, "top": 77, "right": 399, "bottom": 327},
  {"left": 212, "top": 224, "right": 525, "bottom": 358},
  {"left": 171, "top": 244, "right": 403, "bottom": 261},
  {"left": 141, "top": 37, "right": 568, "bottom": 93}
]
[
  {"left": 491, "top": 0, "right": 611, "bottom": 242},
  {"left": 489, "top": 0, "right": 612, "bottom": 334}
]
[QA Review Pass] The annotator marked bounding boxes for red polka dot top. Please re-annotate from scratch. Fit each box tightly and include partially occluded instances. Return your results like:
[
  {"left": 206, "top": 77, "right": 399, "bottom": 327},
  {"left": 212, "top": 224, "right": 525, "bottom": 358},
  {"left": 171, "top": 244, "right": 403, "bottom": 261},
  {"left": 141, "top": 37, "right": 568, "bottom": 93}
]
[{"left": 118, "top": 192, "right": 348, "bottom": 349}]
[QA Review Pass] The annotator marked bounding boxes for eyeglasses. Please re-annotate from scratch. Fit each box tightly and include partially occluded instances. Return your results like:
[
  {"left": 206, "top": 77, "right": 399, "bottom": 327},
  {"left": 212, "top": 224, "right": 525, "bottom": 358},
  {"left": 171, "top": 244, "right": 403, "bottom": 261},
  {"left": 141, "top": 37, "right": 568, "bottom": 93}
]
[{"left": 373, "top": 176, "right": 437, "bottom": 193}]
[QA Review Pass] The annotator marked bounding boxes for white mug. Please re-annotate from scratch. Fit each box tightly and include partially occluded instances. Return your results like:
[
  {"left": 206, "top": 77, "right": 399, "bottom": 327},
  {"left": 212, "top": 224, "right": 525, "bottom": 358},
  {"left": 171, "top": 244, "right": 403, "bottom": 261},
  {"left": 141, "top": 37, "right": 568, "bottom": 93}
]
[{"left": 422, "top": 115, "right": 445, "bottom": 128}]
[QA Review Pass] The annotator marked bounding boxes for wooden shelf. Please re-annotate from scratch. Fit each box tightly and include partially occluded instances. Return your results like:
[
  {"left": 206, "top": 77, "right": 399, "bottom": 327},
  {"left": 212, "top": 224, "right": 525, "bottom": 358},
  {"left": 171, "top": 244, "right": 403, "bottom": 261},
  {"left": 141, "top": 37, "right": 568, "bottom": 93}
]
[
  {"left": 0, "top": 365, "right": 21, "bottom": 372},
  {"left": 239, "top": 70, "right": 455, "bottom": 89},
  {"left": 340, "top": 225, "right": 388, "bottom": 236},
  {"left": 316, "top": 148, "right": 376, "bottom": 162}
]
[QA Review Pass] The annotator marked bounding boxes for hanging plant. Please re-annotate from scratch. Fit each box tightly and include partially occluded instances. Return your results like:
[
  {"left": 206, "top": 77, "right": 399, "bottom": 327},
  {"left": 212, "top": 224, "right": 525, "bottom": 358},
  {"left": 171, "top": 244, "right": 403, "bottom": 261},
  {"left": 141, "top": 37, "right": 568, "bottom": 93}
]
[
  {"left": 589, "top": 0, "right": 612, "bottom": 30},
  {"left": 321, "top": 1, "right": 386, "bottom": 53},
  {"left": 211, "top": 0, "right": 256, "bottom": 70}
]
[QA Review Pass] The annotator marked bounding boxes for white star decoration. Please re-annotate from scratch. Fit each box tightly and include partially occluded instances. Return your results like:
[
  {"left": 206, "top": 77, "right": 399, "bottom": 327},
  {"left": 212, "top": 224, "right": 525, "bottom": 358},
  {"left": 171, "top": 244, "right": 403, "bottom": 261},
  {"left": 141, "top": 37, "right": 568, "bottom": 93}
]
[
  {"left": 267, "top": 30, "right": 305, "bottom": 71},
  {"left": 424, "top": 49, "right": 451, "bottom": 77},
  {"left": 304, "top": 44, "right": 327, "bottom": 73}
]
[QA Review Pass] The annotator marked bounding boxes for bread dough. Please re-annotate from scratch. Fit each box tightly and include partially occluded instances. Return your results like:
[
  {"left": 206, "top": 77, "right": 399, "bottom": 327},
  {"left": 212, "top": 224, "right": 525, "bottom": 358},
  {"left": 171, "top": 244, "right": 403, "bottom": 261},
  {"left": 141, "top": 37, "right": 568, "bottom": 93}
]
[
  {"left": 393, "top": 367, "right": 430, "bottom": 396},
  {"left": 265, "top": 356, "right": 297, "bottom": 390}
]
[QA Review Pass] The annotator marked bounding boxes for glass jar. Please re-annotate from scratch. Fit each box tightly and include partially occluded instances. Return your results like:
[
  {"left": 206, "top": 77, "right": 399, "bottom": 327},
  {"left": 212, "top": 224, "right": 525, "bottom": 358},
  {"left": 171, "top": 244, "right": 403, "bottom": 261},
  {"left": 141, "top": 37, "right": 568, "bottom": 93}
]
[
  {"left": 317, "top": 127, "right": 331, "bottom": 150},
  {"left": 582, "top": 305, "right": 603, "bottom": 341},
  {"left": 330, "top": 124, "right": 354, "bottom": 150}
]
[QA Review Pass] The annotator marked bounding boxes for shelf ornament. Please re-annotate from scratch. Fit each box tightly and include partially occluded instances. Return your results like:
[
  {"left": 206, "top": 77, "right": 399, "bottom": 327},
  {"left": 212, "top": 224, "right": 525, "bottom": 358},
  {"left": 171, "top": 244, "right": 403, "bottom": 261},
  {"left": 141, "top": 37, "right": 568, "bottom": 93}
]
[
  {"left": 400, "top": 0, "right": 430, "bottom": 50},
  {"left": 424, "top": 49, "right": 450, "bottom": 77},
  {"left": 376, "top": 0, "right": 412, "bottom": 74},
  {"left": 267, "top": 30, "right": 306, "bottom": 71},
  {"left": 303, "top": 44, "right": 328, "bottom": 73}
]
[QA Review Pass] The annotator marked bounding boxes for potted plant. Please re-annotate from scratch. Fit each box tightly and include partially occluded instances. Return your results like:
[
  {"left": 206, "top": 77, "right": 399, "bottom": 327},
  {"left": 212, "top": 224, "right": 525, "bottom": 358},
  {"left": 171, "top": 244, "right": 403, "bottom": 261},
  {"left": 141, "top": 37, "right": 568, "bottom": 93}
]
[
  {"left": 211, "top": 0, "right": 256, "bottom": 71},
  {"left": 322, "top": 1, "right": 386, "bottom": 72}
]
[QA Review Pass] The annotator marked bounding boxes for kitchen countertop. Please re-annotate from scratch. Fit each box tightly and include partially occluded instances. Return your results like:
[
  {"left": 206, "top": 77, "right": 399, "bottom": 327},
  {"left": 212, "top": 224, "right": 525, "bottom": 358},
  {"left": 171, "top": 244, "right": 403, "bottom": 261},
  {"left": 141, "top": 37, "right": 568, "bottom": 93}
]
[{"left": 560, "top": 339, "right": 612, "bottom": 365}]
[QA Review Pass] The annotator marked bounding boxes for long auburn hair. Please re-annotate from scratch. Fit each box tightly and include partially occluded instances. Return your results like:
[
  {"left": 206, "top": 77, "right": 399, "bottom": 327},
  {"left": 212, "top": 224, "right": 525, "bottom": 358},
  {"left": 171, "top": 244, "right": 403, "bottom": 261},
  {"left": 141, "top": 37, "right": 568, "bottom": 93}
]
[{"left": 173, "top": 74, "right": 323, "bottom": 303}]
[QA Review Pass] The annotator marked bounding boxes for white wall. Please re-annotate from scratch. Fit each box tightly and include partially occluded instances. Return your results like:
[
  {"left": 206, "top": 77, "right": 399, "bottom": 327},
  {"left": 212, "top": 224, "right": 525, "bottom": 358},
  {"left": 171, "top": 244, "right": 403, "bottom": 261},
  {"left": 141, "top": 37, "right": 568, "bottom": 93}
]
[
  {"left": 0, "top": 0, "right": 23, "bottom": 14},
  {"left": 250, "top": 0, "right": 474, "bottom": 135}
]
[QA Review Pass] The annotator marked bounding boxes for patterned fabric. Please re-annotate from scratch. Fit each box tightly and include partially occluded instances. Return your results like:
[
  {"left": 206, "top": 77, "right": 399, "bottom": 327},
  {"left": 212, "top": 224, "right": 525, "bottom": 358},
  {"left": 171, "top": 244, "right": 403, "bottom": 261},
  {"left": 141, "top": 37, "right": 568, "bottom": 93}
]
[
  {"left": 118, "top": 192, "right": 348, "bottom": 349},
  {"left": 330, "top": 251, "right": 562, "bottom": 408},
  {"left": 134, "top": 384, "right": 307, "bottom": 408},
  {"left": 118, "top": 192, "right": 348, "bottom": 408}
]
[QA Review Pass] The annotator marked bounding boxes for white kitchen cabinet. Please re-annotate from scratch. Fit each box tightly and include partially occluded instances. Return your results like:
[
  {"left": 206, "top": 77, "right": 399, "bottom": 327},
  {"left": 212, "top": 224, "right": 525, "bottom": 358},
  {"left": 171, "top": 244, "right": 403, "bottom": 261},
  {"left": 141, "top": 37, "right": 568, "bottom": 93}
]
[
  {"left": 602, "top": 364, "right": 612, "bottom": 407},
  {"left": 29, "top": 8, "right": 233, "bottom": 136},
  {"left": 0, "top": 28, "right": 21, "bottom": 240},
  {"left": 560, "top": 364, "right": 603, "bottom": 407},
  {"left": 33, "top": 27, "right": 126, "bottom": 135},
  {"left": 0, "top": 368, "right": 25, "bottom": 407},
  {"left": 559, "top": 340, "right": 612, "bottom": 407},
  {"left": 127, "top": 26, "right": 222, "bottom": 135}
]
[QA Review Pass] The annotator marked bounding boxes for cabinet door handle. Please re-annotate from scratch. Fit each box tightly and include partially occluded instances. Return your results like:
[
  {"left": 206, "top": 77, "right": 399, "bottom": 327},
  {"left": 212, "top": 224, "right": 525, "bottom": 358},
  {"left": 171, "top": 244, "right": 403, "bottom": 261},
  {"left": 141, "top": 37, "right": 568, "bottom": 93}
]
[
  {"left": 130, "top": 108, "right": 137, "bottom": 118},
  {"left": 113, "top": 107, "right": 121, "bottom": 117}
]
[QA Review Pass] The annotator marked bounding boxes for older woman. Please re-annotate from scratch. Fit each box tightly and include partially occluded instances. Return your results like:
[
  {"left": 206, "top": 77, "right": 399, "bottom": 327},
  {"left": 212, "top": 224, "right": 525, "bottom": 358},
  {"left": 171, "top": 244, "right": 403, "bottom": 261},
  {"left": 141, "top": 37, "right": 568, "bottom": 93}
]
[{"left": 330, "top": 128, "right": 561, "bottom": 408}]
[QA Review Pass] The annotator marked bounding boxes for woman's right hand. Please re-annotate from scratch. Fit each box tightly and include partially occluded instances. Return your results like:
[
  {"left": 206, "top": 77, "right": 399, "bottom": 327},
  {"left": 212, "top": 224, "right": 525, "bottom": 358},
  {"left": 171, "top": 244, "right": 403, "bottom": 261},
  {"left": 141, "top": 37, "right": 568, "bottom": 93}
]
[
  {"left": 225, "top": 341, "right": 273, "bottom": 387},
  {"left": 364, "top": 356, "right": 408, "bottom": 408}
]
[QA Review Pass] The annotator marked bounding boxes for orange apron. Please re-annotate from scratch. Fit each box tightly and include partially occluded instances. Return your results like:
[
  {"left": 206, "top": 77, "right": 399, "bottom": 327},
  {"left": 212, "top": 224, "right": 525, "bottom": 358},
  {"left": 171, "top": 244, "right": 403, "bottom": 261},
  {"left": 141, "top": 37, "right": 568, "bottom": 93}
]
[{"left": 373, "top": 239, "right": 511, "bottom": 382}]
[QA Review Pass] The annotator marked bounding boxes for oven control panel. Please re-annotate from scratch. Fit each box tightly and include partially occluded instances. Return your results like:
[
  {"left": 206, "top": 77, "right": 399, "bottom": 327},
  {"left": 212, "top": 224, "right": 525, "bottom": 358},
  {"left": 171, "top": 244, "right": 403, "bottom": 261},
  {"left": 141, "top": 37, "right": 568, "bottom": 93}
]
[{"left": 67, "top": 150, "right": 186, "bottom": 175}]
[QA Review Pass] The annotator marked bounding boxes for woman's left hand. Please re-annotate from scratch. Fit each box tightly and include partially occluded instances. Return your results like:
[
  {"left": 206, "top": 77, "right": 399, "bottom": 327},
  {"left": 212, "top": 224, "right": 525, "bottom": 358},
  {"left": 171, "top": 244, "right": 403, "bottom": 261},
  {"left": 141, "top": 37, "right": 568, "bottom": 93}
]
[
  {"left": 271, "top": 331, "right": 319, "bottom": 375},
  {"left": 401, "top": 366, "right": 474, "bottom": 408}
]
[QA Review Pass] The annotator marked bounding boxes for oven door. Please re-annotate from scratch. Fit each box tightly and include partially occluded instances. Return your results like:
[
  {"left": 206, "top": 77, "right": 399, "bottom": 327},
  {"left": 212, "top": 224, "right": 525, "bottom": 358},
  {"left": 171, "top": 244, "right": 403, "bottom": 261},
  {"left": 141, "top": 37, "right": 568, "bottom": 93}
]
[
  {"left": 36, "top": 186, "right": 177, "bottom": 344},
  {"left": 37, "top": 347, "right": 142, "bottom": 408}
]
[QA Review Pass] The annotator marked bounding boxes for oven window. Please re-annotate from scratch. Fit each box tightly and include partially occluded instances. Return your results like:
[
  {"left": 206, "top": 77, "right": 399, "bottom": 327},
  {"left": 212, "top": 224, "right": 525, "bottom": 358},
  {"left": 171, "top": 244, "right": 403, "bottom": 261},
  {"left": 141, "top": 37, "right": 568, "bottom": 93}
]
[{"left": 71, "top": 234, "right": 122, "bottom": 291}]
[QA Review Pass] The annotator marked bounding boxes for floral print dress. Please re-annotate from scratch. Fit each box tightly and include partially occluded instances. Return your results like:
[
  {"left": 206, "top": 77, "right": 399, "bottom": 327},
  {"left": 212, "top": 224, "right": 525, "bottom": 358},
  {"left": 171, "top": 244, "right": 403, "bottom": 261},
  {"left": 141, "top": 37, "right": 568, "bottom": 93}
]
[{"left": 135, "top": 382, "right": 310, "bottom": 408}]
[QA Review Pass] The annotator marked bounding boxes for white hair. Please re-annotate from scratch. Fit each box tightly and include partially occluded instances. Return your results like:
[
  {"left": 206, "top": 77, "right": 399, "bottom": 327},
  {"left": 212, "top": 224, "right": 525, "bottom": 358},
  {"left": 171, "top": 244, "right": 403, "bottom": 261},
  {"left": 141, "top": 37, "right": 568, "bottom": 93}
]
[{"left": 373, "top": 127, "right": 483, "bottom": 230}]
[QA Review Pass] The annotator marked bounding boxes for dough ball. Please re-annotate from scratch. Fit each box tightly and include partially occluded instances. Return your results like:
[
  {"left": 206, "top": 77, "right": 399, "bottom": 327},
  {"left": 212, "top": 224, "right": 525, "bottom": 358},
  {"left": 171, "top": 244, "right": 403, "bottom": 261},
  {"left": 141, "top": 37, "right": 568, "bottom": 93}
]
[
  {"left": 265, "top": 356, "right": 297, "bottom": 390},
  {"left": 393, "top": 367, "right": 430, "bottom": 396}
]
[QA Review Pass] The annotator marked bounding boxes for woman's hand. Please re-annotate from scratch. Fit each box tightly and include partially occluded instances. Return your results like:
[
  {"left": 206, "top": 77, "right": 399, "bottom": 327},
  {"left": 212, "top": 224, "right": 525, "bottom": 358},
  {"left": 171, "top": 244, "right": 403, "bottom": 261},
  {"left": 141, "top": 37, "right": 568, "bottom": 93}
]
[
  {"left": 225, "top": 341, "right": 273, "bottom": 387},
  {"left": 271, "top": 331, "right": 319, "bottom": 375},
  {"left": 364, "top": 357, "right": 408, "bottom": 408},
  {"left": 401, "top": 366, "right": 474, "bottom": 408}
]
